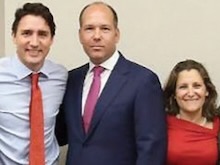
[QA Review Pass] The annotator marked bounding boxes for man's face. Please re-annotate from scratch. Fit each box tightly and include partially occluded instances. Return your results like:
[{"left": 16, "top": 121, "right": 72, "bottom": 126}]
[
  {"left": 79, "top": 4, "right": 120, "bottom": 65},
  {"left": 13, "top": 15, "right": 53, "bottom": 71}
]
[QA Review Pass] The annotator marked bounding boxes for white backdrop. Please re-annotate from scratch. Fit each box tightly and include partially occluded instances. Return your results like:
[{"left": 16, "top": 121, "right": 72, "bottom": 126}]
[
  {"left": 0, "top": 0, "right": 4, "bottom": 57},
  {"left": 3, "top": 0, "right": 220, "bottom": 99}
]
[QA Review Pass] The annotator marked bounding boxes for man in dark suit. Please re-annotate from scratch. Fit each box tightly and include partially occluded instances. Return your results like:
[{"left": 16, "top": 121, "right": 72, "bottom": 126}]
[{"left": 56, "top": 1, "right": 167, "bottom": 165}]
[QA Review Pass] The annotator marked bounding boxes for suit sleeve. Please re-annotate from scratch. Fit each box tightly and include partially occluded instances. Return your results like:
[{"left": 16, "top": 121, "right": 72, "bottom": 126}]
[
  {"left": 134, "top": 73, "right": 167, "bottom": 165},
  {"left": 55, "top": 104, "right": 68, "bottom": 146}
]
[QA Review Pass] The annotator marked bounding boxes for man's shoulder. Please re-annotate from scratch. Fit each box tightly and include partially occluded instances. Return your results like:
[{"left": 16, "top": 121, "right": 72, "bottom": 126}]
[
  {"left": 45, "top": 59, "right": 67, "bottom": 70},
  {"left": 0, "top": 56, "right": 18, "bottom": 81},
  {"left": 0, "top": 56, "right": 14, "bottom": 71},
  {"left": 0, "top": 56, "right": 12, "bottom": 65},
  {"left": 117, "top": 53, "right": 156, "bottom": 75},
  {"left": 68, "top": 63, "right": 88, "bottom": 75},
  {"left": 124, "top": 58, "right": 157, "bottom": 77},
  {"left": 44, "top": 59, "right": 68, "bottom": 80}
]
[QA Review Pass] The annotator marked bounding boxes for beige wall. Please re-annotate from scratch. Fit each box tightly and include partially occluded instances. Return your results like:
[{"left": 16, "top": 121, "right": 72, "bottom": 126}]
[
  {"left": 0, "top": 0, "right": 4, "bottom": 57},
  {"left": 4, "top": 0, "right": 220, "bottom": 89}
]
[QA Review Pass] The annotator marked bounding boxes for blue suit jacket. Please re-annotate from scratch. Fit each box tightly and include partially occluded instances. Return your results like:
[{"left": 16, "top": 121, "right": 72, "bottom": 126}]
[{"left": 56, "top": 54, "right": 167, "bottom": 165}]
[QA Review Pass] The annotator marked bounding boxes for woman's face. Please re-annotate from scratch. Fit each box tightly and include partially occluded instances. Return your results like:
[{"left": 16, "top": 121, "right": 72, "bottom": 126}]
[{"left": 175, "top": 69, "right": 208, "bottom": 115}]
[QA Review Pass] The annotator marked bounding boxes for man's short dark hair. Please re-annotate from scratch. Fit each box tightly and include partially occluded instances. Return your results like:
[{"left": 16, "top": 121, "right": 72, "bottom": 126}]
[{"left": 12, "top": 3, "right": 56, "bottom": 37}]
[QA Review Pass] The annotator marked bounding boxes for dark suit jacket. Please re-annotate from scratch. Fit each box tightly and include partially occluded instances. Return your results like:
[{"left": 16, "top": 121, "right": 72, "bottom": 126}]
[{"left": 56, "top": 53, "right": 167, "bottom": 165}]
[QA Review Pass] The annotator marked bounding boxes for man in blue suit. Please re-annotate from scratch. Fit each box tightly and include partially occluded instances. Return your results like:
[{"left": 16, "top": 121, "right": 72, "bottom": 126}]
[{"left": 56, "top": 1, "right": 167, "bottom": 165}]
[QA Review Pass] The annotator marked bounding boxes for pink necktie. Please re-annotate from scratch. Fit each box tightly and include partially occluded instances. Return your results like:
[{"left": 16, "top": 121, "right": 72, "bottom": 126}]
[
  {"left": 29, "top": 73, "right": 45, "bottom": 165},
  {"left": 83, "top": 66, "right": 104, "bottom": 133}
]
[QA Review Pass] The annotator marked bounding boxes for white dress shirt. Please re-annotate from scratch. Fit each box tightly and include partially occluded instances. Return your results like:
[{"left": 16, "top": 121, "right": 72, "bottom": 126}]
[
  {"left": 82, "top": 50, "right": 119, "bottom": 115},
  {"left": 0, "top": 55, "right": 67, "bottom": 165}
]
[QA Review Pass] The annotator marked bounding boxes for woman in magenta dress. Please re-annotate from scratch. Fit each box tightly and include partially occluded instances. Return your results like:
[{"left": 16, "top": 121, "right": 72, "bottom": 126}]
[{"left": 164, "top": 59, "right": 219, "bottom": 165}]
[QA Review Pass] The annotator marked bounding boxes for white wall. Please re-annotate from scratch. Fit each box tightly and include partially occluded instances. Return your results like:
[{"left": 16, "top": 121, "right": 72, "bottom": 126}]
[
  {"left": 4, "top": 0, "right": 220, "bottom": 91},
  {"left": 0, "top": 0, "right": 4, "bottom": 57}
]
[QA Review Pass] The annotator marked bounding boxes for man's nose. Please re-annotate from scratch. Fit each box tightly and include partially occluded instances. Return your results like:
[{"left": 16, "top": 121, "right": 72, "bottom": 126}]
[
  {"left": 93, "top": 29, "right": 101, "bottom": 39},
  {"left": 30, "top": 35, "right": 39, "bottom": 47}
]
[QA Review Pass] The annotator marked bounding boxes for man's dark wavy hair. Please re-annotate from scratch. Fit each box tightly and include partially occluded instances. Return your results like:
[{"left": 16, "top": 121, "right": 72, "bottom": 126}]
[{"left": 12, "top": 2, "right": 56, "bottom": 37}]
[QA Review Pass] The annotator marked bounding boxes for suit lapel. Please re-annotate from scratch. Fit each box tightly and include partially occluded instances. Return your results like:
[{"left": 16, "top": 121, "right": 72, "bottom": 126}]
[
  {"left": 86, "top": 55, "right": 130, "bottom": 137},
  {"left": 69, "top": 64, "right": 89, "bottom": 139}
]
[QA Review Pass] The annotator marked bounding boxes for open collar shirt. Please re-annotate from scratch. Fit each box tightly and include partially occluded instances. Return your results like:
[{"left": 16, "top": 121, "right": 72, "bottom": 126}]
[{"left": 82, "top": 50, "right": 119, "bottom": 115}]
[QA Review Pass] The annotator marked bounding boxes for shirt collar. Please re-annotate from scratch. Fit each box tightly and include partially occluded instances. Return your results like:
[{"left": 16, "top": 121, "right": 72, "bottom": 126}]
[
  {"left": 12, "top": 55, "right": 50, "bottom": 80},
  {"left": 88, "top": 50, "right": 119, "bottom": 73}
]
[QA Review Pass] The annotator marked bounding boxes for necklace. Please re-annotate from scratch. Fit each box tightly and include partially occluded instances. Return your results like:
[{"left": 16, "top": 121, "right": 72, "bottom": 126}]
[{"left": 176, "top": 114, "right": 207, "bottom": 126}]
